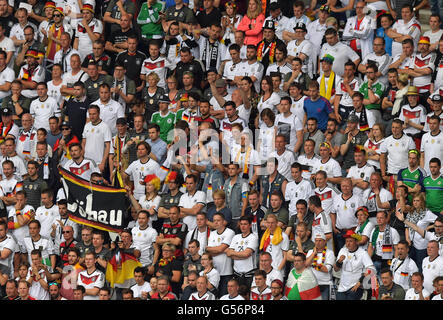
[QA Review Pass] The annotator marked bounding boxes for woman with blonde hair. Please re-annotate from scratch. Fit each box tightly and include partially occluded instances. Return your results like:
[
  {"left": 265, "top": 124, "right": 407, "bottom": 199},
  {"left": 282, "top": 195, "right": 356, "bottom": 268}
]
[
  {"left": 404, "top": 193, "right": 438, "bottom": 271},
  {"left": 364, "top": 123, "right": 385, "bottom": 170},
  {"left": 128, "top": 174, "right": 162, "bottom": 231},
  {"left": 143, "top": 71, "right": 165, "bottom": 121},
  {"left": 166, "top": 75, "right": 180, "bottom": 111},
  {"left": 391, "top": 73, "right": 409, "bottom": 118},
  {"left": 236, "top": 0, "right": 265, "bottom": 46}
]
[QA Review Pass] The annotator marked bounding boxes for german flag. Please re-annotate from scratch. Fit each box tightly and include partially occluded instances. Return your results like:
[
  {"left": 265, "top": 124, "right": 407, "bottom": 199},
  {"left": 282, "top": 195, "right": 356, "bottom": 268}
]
[{"left": 106, "top": 249, "right": 141, "bottom": 288}]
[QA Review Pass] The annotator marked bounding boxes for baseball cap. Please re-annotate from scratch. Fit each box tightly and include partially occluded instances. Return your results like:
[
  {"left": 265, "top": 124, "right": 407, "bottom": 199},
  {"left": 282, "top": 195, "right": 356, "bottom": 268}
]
[
  {"left": 116, "top": 117, "right": 127, "bottom": 126},
  {"left": 319, "top": 5, "right": 331, "bottom": 12},
  {"left": 294, "top": 22, "right": 307, "bottom": 32},
  {"left": 1, "top": 108, "right": 11, "bottom": 116},
  {"left": 206, "top": 67, "right": 218, "bottom": 75},
  {"left": 215, "top": 78, "right": 226, "bottom": 88},
  {"left": 159, "top": 94, "right": 171, "bottom": 103},
  {"left": 60, "top": 121, "right": 72, "bottom": 129},
  {"left": 314, "top": 232, "right": 326, "bottom": 240},
  {"left": 269, "top": 2, "right": 280, "bottom": 11},
  {"left": 320, "top": 54, "right": 334, "bottom": 64},
  {"left": 347, "top": 114, "right": 359, "bottom": 123},
  {"left": 263, "top": 20, "right": 275, "bottom": 30},
  {"left": 431, "top": 94, "right": 442, "bottom": 102}
]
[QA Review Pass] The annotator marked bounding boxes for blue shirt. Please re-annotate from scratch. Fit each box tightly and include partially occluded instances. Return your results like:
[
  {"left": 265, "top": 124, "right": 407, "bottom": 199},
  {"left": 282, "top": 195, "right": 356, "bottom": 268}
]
[
  {"left": 376, "top": 27, "right": 393, "bottom": 56},
  {"left": 165, "top": 0, "right": 189, "bottom": 8},
  {"left": 145, "top": 138, "right": 167, "bottom": 164},
  {"left": 303, "top": 96, "right": 332, "bottom": 131}
]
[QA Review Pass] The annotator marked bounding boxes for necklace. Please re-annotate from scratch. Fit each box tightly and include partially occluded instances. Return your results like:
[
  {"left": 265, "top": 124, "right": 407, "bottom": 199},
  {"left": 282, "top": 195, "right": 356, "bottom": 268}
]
[{"left": 312, "top": 247, "right": 327, "bottom": 271}]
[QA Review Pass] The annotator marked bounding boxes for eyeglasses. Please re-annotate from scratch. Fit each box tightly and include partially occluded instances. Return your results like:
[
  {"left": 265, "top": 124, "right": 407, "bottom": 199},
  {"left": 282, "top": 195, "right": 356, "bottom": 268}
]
[
  {"left": 62, "top": 231, "right": 72, "bottom": 234},
  {"left": 53, "top": 14, "right": 62, "bottom": 17},
  {"left": 61, "top": 128, "right": 70, "bottom": 130}
]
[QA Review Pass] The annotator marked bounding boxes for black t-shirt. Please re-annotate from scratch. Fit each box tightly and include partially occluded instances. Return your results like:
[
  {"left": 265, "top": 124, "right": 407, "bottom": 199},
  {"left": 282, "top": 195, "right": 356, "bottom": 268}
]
[
  {"left": 175, "top": 59, "right": 204, "bottom": 90},
  {"left": 85, "top": 74, "right": 114, "bottom": 102},
  {"left": 81, "top": 54, "right": 113, "bottom": 75},
  {"left": 159, "top": 191, "right": 183, "bottom": 210},
  {"left": 160, "top": 219, "right": 188, "bottom": 257},
  {"left": 63, "top": 97, "right": 90, "bottom": 139},
  {"left": 195, "top": 8, "right": 222, "bottom": 28},
  {"left": 109, "top": 28, "right": 137, "bottom": 46},
  {"left": 154, "top": 258, "right": 183, "bottom": 295},
  {"left": 388, "top": 199, "right": 407, "bottom": 239},
  {"left": 381, "top": 84, "right": 400, "bottom": 120},
  {"left": 342, "top": 131, "right": 368, "bottom": 169},
  {"left": 0, "top": 15, "right": 16, "bottom": 35},
  {"left": 115, "top": 51, "right": 147, "bottom": 86}
]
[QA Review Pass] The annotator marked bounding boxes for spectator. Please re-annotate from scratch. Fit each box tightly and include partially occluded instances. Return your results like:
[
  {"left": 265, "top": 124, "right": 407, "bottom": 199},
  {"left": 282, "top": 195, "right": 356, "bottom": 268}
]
[
  {"left": 368, "top": 211, "right": 401, "bottom": 274},
  {"left": 305, "top": 232, "right": 335, "bottom": 300},
  {"left": 390, "top": 240, "right": 419, "bottom": 291},
  {"left": 130, "top": 267, "right": 151, "bottom": 300},
  {"left": 405, "top": 272, "right": 431, "bottom": 300},
  {"left": 77, "top": 251, "right": 105, "bottom": 300},
  {"left": 421, "top": 240, "right": 443, "bottom": 293},
  {"left": 334, "top": 230, "right": 375, "bottom": 300},
  {"left": 236, "top": 0, "right": 265, "bottom": 46},
  {"left": 378, "top": 268, "right": 406, "bottom": 300}
]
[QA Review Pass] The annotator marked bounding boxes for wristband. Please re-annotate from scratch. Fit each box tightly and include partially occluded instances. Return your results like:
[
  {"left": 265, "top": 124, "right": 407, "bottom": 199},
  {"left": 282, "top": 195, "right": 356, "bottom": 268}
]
[
  {"left": 248, "top": 181, "right": 254, "bottom": 187},
  {"left": 336, "top": 261, "right": 343, "bottom": 268}
]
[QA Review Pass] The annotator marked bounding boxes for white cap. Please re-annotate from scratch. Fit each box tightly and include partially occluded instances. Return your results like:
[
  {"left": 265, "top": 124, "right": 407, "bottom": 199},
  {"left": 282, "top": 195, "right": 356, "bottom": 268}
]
[{"left": 314, "top": 232, "right": 326, "bottom": 240}]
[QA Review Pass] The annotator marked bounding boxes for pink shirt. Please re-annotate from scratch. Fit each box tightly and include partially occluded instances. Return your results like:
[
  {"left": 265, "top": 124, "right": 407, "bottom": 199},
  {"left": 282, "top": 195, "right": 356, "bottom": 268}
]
[{"left": 237, "top": 13, "right": 265, "bottom": 46}]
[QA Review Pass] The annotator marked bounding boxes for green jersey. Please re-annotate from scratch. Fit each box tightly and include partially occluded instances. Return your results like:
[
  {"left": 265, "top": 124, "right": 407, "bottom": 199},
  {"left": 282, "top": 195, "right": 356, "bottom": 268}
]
[
  {"left": 359, "top": 81, "right": 384, "bottom": 110},
  {"left": 136, "top": 1, "right": 165, "bottom": 39},
  {"left": 397, "top": 167, "right": 426, "bottom": 202},
  {"left": 422, "top": 175, "right": 443, "bottom": 214},
  {"left": 151, "top": 111, "right": 175, "bottom": 143}
]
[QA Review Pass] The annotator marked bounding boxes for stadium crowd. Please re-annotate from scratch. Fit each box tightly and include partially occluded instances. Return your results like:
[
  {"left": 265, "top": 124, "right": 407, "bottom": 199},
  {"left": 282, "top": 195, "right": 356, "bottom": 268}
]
[{"left": 0, "top": 0, "right": 441, "bottom": 301}]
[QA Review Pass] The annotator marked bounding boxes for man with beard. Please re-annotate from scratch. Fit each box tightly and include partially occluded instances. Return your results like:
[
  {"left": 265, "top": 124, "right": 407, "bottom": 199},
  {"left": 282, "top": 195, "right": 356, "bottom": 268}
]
[
  {"left": 63, "top": 143, "right": 100, "bottom": 181},
  {"left": 323, "top": 119, "right": 343, "bottom": 161}
]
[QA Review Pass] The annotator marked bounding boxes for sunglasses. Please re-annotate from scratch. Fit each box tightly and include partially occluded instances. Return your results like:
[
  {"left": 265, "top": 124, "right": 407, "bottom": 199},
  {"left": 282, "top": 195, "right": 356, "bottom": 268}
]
[
  {"left": 62, "top": 231, "right": 71, "bottom": 234},
  {"left": 53, "top": 14, "right": 62, "bottom": 17},
  {"left": 61, "top": 127, "right": 71, "bottom": 130}
]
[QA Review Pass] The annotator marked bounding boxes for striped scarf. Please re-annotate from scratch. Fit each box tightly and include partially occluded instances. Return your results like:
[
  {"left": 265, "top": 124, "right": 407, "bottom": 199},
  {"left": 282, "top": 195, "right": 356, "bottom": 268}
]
[{"left": 371, "top": 225, "right": 393, "bottom": 259}]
